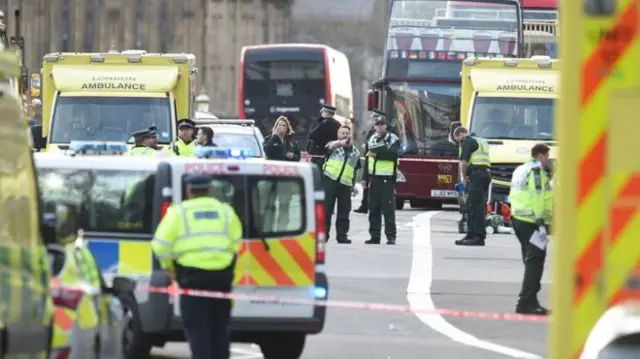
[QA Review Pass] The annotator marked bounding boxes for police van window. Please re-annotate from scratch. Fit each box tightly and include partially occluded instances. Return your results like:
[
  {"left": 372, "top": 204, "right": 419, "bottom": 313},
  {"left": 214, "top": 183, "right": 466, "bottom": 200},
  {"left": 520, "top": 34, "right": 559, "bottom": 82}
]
[
  {"left": 49, "top": 96, "right": 172, "bottom": 144},
  {"left": 37, "top": 168, "right": 156, "bottom": 234},
  {"left": 251, "top": 178, "right": 304, "bottom": 236},
  {"left": 470, "top": 97, "right": 554, "bottom": 141},
  {"left": 180, "top": 175, "right": 305, "bottom": 237}
]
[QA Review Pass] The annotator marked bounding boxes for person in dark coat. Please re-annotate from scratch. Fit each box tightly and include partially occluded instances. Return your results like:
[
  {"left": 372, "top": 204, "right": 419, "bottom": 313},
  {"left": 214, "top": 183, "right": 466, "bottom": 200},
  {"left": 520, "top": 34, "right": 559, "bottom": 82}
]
[
  {"left": 354, "top": 126, "right": 376, "bottom": 214},
  {"left": 262, "top": 116, "right": 301, "bottom": 228},
  {"left": 307, "top": 104, "right": 341, "bottom": 169},
  {"left": 196, "top": 126, "right": 218, "bottom": 147}
]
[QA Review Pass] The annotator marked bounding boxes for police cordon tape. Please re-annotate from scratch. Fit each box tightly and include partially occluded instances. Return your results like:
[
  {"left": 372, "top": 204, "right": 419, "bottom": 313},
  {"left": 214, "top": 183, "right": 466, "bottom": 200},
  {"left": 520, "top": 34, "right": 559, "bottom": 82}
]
[{"left": 136, "top": 284, "right": 549, "bottom": 323}]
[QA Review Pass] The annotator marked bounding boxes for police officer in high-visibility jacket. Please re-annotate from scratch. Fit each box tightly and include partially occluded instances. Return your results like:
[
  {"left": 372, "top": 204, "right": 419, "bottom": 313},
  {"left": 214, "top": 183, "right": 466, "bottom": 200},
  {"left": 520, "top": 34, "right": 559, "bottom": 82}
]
[
  {"left": 167, "top": 119, "right": 197, "bottom": 156},
  {"left": 323, "top": 125, "right": 361, "bottom": 244},
  {"left": 362, "top": 111, "right": 401, "bottom": 245},
  {"left": 128, "top": 126, "right": 158, "bottom": 156},
  {"left": 509, "top": 143, "right": 552, "bottom": 315},
  {"left": 453, "top": 126, "right": 491, "bottom": 246},
  {"left": 151, "top": 174, "right": 242, "bottom": 359}
]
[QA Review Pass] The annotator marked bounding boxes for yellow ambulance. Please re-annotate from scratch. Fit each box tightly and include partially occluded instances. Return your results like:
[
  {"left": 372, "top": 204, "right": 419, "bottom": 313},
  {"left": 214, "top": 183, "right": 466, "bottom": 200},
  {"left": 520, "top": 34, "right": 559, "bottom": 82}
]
[
  {"left": 454, "top": 56, "right": 559, "bottom": 205},
  {"left": 34, "top": 50, "right": 197, "bottom": 152}
]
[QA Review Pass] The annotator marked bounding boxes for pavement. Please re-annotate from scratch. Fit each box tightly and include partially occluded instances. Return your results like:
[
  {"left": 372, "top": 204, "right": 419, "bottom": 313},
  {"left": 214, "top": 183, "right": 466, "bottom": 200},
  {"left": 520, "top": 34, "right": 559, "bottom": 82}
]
[{"left": 152, "top": 195, "right": 551, "bottom": 359}]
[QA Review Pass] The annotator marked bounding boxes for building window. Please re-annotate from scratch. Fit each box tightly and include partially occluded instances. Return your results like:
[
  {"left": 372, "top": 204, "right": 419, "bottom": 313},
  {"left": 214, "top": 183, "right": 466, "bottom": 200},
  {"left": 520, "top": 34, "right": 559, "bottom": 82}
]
[{"left": 84, "top": 7, "right": 94, "bottom": 52}]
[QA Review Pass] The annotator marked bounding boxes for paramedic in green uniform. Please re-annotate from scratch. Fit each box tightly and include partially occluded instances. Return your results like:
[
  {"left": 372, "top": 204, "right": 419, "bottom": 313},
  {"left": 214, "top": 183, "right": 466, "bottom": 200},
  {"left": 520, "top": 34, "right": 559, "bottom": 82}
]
[
  {"left": 362, "top": 111, "right": 401, "bottom": 245},
  {"left": 168, "top": 119, "right": 197, "bottom": 156},
  {"left": 453, "top": 126, "right": 491, "bottom": 246},
  {"left": 510, "top": 143, "right": 552, "bottom": 315},
  {"left": 323, "top": 125, "right": 361, "bottom": 244},
  {"left": 151, "top": 174, "right": 242, "bottom": 359},
  {"left": 128, "top": 126, "right": 158, "bottom": 156}
]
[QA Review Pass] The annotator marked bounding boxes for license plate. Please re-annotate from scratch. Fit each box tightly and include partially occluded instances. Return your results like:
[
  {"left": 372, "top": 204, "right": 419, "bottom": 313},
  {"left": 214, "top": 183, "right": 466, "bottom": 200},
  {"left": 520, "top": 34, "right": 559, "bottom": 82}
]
[{"left": 431, "top": 190, "right": 458, "bottom": 198}]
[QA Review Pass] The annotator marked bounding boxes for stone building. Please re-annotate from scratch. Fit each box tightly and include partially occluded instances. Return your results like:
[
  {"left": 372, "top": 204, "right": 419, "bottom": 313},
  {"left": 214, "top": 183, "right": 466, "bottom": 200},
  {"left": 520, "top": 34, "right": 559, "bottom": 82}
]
[{"left": 0, "top": 0, "right": 386, "bottom": 120}]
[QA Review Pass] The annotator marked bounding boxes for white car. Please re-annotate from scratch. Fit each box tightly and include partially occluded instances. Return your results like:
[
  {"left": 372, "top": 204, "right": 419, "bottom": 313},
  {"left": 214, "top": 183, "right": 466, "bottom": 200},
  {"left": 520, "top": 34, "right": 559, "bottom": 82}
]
[{"left": 194, "top": 114, "right": 265, "bottom": 158}]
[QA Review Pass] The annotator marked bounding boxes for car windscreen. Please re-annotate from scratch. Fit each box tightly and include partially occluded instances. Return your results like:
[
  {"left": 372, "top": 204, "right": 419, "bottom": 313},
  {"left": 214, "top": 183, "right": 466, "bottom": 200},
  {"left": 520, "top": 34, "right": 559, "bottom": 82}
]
[
  {"left": 181, "top": 175, "right": 305, "bottom": 238},
  {"left": 210, "top": 131, "right": 263, "bottom": 157},
  {"left": 470, "top": 97, "right": 554, "bottom": 140},
  {"left": 49, "top": 95, "right": 172, "bottom": 144},
  {"left": 37, "top": 168, "right": 156, "bottom": 234}
]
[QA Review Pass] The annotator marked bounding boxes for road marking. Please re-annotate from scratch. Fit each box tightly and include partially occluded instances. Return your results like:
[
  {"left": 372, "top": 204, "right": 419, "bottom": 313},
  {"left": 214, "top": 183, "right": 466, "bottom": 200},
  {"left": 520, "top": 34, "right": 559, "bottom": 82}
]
[{"left": 406, "top": 211, "right": 543, "bottom": 359}]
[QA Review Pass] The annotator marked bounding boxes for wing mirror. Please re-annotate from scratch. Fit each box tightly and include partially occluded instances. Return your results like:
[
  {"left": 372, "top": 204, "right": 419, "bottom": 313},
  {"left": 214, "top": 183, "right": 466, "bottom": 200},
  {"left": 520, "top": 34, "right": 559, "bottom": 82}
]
[{"left": 449, "top": 121, "right": 462, "bottom": 145}]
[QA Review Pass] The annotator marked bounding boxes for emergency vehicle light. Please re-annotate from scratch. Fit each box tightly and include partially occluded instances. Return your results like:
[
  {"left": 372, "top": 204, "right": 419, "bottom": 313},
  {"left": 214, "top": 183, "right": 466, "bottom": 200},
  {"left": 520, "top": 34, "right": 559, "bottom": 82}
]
[
  {"left": 90, "top": 55, "right": 105, "bottom": 63},
  {"left": 194, "top": 147, "right": 252, "bottom": 159},
  {"left": 68, "top": 141, "right": 129, "bottom": 155},
  {"left": 43, "top": 54, "right": 59, "bottom": 62}
]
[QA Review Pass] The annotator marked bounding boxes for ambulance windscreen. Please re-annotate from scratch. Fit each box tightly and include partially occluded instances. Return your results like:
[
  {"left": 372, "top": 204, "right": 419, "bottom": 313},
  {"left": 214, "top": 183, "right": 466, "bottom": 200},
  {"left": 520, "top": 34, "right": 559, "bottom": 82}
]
[
  {"left": 470, "top": 97, "right": 554, "bottom": 141},
  {"left": 49, "top": 96, "right": 172, "bottom": 144}
]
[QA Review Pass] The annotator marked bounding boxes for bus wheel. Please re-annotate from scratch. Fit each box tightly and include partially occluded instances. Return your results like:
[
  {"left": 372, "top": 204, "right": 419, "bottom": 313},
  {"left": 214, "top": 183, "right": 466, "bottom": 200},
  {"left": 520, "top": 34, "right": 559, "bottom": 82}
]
[
  {"left": 396, "top": 199, "right": 405, "bottom": 210},
  {"left": 259, "top": 333, "right": 306, "bottom": 359}
]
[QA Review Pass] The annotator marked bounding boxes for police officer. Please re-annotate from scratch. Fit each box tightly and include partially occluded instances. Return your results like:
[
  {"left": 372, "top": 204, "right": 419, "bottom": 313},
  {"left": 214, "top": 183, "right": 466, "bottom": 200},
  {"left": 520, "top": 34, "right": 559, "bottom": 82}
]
[
  {"left": 151, "top": 174, "right": 242, "bottom": 359},
  {"left": 168, "top": 119, "right": 197, "bottom": 156},
  {"left": 323, "top": 125, "right": 361, "bottom": 244},
  {"left": 128, "top": 126, "right": 158, "bottom": 156},
  {"left": 362, "top": 111, "right": 401, "bottom": 245},
  {"left": 453, "top": 126, "right": 491, "bottom": 246},
  {"left": 354, "top": 125, "right": 376, "bottom": 214},
  {"left": 307, "top": 104, "right": 341, "bottom": 168},
  {"left": 510, "top": 144, "right": 552, "bottom": 315}
]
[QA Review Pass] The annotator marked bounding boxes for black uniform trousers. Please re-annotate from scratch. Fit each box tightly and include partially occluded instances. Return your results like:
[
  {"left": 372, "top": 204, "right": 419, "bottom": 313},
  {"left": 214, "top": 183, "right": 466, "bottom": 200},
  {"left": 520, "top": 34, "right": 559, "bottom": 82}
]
[
  {"left": 368, "top": 176, "right": 396, "bottom": 241},
  {"left": 324, "top": 176, "right": 352, "bottom": 241},
  {"left": 358, "top": 186, "right": 369, "bottom": 210},
  {"left": 466, "top": 167, "right": 491, "bottom": 239},
  {"left": 177, "top": 263, "right": 234, "bottom": 359},
  {"left": 512, "top": 218, "right": 546, "bottom": 308}
]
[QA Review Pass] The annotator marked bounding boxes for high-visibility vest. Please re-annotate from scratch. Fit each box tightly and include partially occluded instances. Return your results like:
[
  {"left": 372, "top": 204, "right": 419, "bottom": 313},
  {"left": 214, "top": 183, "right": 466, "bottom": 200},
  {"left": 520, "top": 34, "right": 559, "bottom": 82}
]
[
  {"left": 128, "top": 146, "right": 156, "bottom": 156},
  {"left": 151, "top": 197, "right": 242, "bottom": 271},
  {"left": 509, "top": 160, "right": 553, "bottom": 224},
  {"left": 469, "top": 136, "right": 490, "bottom": 167},
  {"left": 323, "top": 145, "right": 361, "bottom": 186},
  {"left": 168, "top": 139, "right": 196, "bottom": 156},
  {"left": 366, "top": 132, "right": 399, "bottom": 177}
]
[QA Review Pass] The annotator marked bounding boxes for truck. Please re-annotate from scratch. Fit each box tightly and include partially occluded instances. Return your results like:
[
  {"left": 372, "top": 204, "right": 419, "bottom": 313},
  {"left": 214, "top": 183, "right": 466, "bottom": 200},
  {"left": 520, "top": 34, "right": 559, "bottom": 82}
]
[
  {"left": 521, "top": 0, "right": 558, "bottom": 57},
  {"left": 367, "top": 0, "right": 524, "bottom": 210},
  {"left": 454, "top": 56, "right": 558, "bottom": 226},
  {"left": 34, "top": 50, "right": 197, "bottom": 151}
]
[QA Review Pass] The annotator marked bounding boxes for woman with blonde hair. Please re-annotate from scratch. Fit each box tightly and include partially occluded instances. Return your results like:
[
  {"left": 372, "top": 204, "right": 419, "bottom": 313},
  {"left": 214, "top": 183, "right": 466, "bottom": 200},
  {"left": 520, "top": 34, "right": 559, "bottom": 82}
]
[
  {"left": 261, "top": 116, "right": 301, "bottom": 230},
  {"left": 263, "top": 116, "right": 301, "bottom": 161}
]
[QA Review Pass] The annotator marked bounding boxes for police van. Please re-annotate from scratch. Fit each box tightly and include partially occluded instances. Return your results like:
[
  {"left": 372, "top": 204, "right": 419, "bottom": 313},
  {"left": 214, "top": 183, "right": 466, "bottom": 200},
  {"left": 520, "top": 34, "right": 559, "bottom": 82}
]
[{"left": 34, "top": 142, "right": 328, "bottom": 359}]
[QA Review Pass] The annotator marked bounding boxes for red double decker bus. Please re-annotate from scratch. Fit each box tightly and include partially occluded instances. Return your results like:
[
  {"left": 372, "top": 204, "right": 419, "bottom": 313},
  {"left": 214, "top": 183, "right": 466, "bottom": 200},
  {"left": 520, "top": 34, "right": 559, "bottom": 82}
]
[
  {"left": 367, "top": 0, "right": 523, "bottom": 210},
  {"left": 238, "top": 44, "right": 353, "bottom": 149},
  {"left": 522, "top": 0, "right": 558, "bottom": 57}
]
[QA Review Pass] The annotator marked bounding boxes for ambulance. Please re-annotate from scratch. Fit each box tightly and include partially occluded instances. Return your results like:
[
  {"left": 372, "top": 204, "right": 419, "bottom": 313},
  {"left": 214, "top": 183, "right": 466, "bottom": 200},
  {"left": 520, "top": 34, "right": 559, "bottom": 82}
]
[
  {"left": 34, "top": 142, "right": 328, "bottom": 359},
  {"left": 34, "top": 50, "right": 197, "bottom": 152},
  {"left": 453, "top": 56, "right": 558, "bottom": 223}
]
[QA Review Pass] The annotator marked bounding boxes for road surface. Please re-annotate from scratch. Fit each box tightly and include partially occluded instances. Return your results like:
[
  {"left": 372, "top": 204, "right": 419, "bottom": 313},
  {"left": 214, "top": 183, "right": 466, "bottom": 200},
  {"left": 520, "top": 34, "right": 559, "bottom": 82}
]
[{"left": 152, "top": 198, "right": 550, "bottom": 359}]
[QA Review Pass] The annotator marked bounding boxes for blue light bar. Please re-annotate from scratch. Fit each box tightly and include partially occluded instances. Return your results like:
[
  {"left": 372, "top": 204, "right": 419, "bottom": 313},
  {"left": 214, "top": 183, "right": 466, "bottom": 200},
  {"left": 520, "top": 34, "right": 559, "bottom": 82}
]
[
  {"left": 195, "top": 147, "right": 252, "bottom": 159},
  {"left": 68, "top": 141, "right": 129, "bottom": 155}
]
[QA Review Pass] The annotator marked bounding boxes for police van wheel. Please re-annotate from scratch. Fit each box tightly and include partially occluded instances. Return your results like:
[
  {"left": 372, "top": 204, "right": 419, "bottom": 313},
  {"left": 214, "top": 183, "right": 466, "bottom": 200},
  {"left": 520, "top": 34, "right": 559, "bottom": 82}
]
[
  {"left": 258, "top": 333, "right": 306, "bottom": 359},
  {"left": 121, "top": 296, "right": 152, "bottom": 359}
]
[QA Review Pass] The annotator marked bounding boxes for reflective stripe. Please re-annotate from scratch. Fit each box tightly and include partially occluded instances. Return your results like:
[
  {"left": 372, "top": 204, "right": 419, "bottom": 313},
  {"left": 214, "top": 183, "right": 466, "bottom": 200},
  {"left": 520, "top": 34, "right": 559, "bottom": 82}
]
[
  {"left": 167, "top": 204, "right": 235, "bottom": 258},
  {"left": 469, "top": 136, "right": 490, "bottom": 167},
  {"left": 323, "top": 146, "right": 360, "bottom": 185}
]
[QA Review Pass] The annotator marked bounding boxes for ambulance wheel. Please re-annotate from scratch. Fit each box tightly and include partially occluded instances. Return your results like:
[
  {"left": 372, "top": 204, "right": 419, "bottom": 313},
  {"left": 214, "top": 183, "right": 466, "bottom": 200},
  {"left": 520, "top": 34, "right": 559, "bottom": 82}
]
[
  {"left": 120, "top": 295, "right": 152, "bottom": 359},
  {"left": 259, "top": 332, "right": 306, "bottom": 359},
  {"left": 396, "top": 199, "right": 405, "bottom": 210}
]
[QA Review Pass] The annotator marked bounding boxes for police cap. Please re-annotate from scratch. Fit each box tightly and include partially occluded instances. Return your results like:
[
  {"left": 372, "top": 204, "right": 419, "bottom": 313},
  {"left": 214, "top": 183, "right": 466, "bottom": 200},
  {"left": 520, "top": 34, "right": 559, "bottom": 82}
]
[
  {"left": 184, "top": 174, "right": 213, "bottom": 190},
  {"left": 177, "top": 119, "right": 196, "bottom": 128},
  {"left": 131, "top": 126, "right": 158, "bottom": 139},
  {"left": 371, "top": 109, "right": 387, "bottom": 124},
  {"left": 320, "top": 104, "right": 337, "bottom": 114}
]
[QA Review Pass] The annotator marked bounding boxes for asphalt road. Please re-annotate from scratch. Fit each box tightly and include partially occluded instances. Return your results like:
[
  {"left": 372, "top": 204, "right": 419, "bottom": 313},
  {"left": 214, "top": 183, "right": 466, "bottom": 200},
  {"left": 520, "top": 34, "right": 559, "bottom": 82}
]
[{"left": 152, "top": 197, "right": 550, "bottom": 359}]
